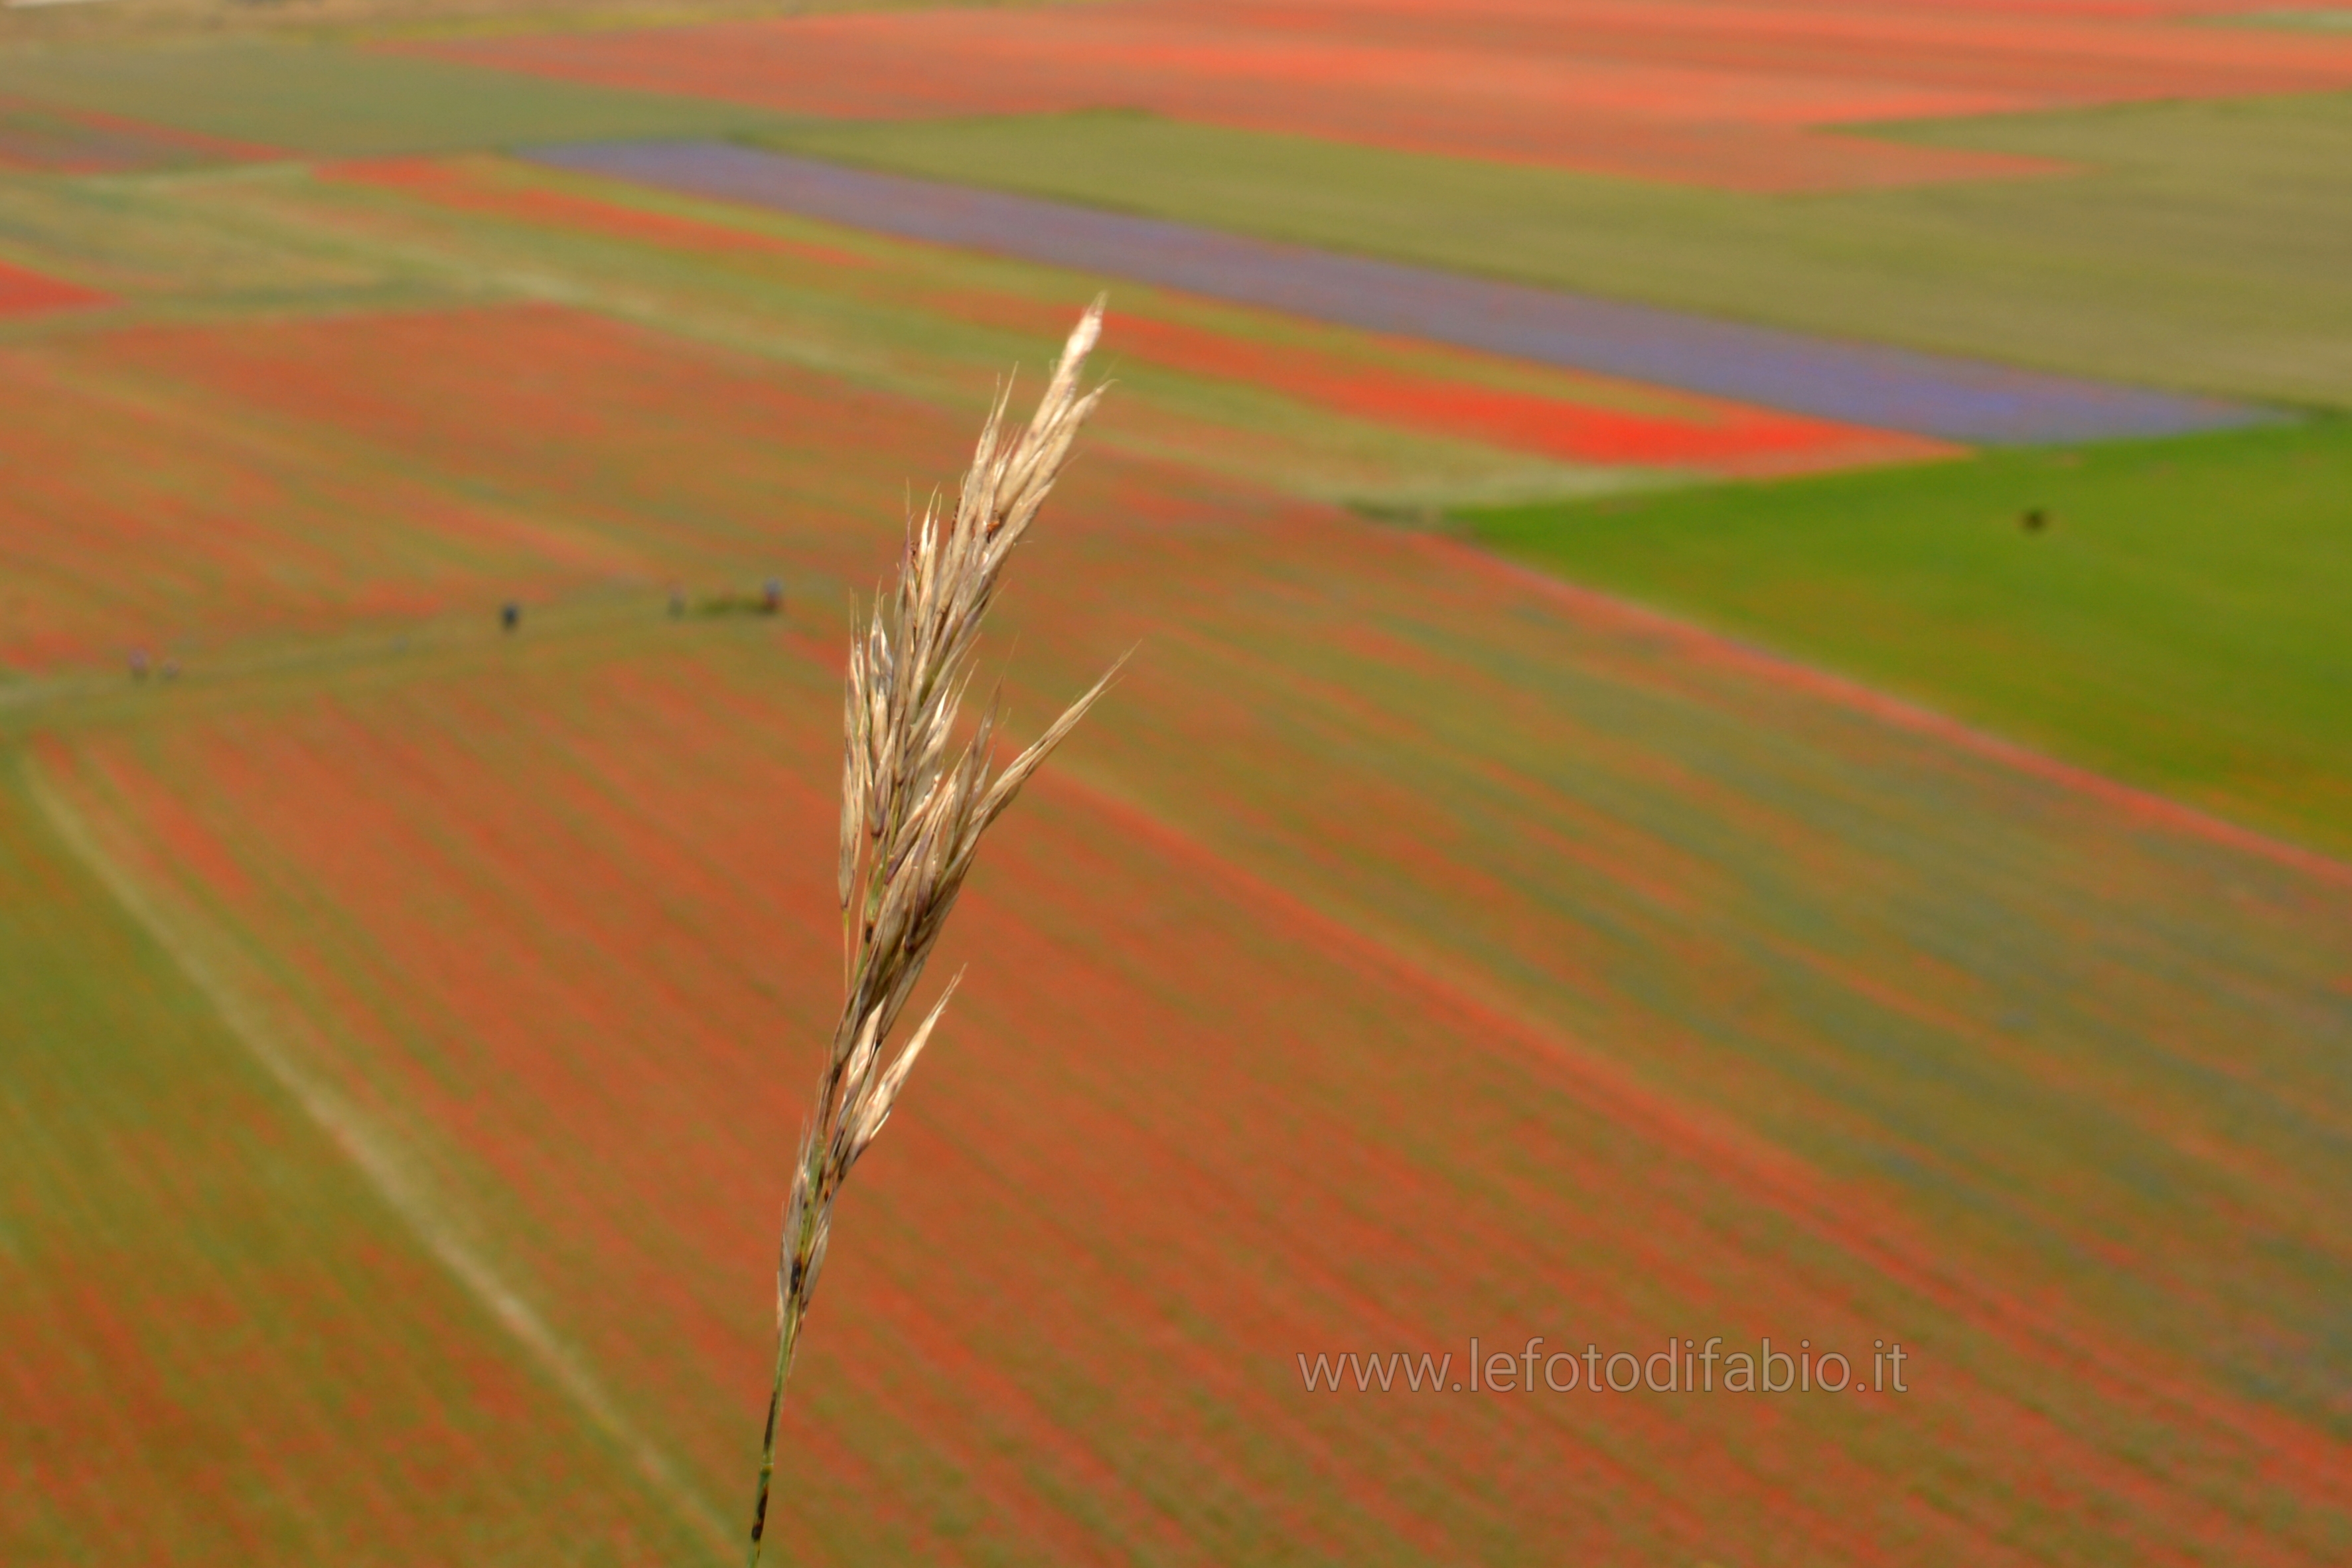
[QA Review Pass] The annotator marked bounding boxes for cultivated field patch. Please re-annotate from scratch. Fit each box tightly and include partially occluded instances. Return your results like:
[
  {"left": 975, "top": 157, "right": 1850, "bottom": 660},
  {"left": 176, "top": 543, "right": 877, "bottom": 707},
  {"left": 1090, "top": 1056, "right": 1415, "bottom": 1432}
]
[
  {"left": 0, "top": 256, "right": 108, "bottom": 318},
  {"left": 22, "top": 158, "right": 1692, "bottom": 506},
  {"left": 0, "top": 97, "right": 267, "bottom": 173},
  {"left": 1462, "top": 415, "right": 2352, "bottom": 857},
  {"left": 0, "top": 326, "right": 643, "bottom": 672},
  {"left": 416, "top": 0, "right": 2352, "bottom": 192},
  {"left": 953, "top": 291, "right": 1954, "bottom": 477},
  {"left": 0, "top": 766, "right": 715, "bottom": 1567},
  {"left": 74, "top": 300, "right": 1019, "bottom": 580},
  {"left": 0, "top": 39, "right": 784, "bottom": 157},
  {"left": 34, "top": 478, "right": 2351, "bottom": 1563},
  {"left": 329, "top": 155, "right": 878, "bottom": 271},
  {"left": 749, "top": 92, "right": 2352, "bottom": 411},
  {"left": 7, "top": 13, "right": 2345, "bottom": 1562},
  {"left": 15, "top": 295, "right": 1361, "bottom": 665},
  {"left": 327, "top": 154, "right": 1945, "bottom": 478},
  {"left": 530, "top": 141, "right": 2264, "bottom": 443}
]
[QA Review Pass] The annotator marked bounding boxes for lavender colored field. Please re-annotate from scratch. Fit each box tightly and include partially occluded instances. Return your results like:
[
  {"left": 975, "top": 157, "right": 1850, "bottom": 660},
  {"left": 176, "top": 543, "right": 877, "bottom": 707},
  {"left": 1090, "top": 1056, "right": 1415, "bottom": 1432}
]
[{"left": 527, "top": 142, "right": 2270, "bottom": 446}]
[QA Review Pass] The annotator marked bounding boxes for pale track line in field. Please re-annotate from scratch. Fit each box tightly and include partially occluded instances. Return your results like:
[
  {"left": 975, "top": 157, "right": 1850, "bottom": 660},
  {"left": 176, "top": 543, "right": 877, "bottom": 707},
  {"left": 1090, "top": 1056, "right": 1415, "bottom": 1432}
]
[{"left": 27, "top": 765, "right": 734, "bottom": 1558}]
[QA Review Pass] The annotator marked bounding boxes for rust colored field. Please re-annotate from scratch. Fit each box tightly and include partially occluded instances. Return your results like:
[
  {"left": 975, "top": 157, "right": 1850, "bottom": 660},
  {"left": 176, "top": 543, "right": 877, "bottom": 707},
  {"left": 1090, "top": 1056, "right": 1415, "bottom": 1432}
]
[
  {"left": 0, "top": 257, "right": 110, "bottom": 318},
  {"left": 13, "top": 301, "right": 1187, "bottom": 670},
  {"left": 39, "top": 449, "right": 2351, "bottom": 1562},
  {"left": 75, "top": 301, "right": 1252, "bottom": 583},
  {"left": 0, "top": 760, "right": 721, "bottom": 1567},
  {"left": 1169, "top": 0, "right": 2352, "bottom": 102},
  {"left": 414, "top": 0, "right": 2352, "bottom": 190},
  {"left": 80, "top": 302, "right": 957, "bottom": 568},
  {"left": 312, "top": 161, "right": 1947, "bottom": 476},
  {"left": 0, "top": 335, "right": 649, "bottom": 672}
]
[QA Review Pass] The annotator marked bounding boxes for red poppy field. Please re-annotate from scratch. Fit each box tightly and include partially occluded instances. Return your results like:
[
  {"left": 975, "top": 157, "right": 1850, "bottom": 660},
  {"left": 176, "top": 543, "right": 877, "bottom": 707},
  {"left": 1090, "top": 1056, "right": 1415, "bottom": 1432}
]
[
  {"left": 419, "top": 0, "right": 2352, "bottom": 191},
  {"left": 3, "top": 193, "right": 2347, "bottom": 1552},
  {"left": 953, "top": 297, "right": 1952, "bottom": 476},
  {"left": 30, "top": 480, "right": 2352, "bottom": 1567},
  {"left": 0, "top": 317, "right": 644, "bottom": 671},
  {"left": 3, "top": 299, "right": 1275, "bottom": 672},
  {"left": 3, "top": 3, "right": 2346, "bottom": 1559},
  {"left": 315, "top": 155, "right": 1946, "bottom": 479},
  {"left": 0, "top": 256, "right": 109, "bottom": 318}
]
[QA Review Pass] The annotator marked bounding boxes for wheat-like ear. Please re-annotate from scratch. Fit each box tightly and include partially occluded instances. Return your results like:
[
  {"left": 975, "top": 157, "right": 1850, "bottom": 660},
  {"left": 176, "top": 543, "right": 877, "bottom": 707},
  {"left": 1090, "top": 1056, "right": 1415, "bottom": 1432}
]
[{"left": 744, "top": 301, "right": 1123, "bottom": 1567}]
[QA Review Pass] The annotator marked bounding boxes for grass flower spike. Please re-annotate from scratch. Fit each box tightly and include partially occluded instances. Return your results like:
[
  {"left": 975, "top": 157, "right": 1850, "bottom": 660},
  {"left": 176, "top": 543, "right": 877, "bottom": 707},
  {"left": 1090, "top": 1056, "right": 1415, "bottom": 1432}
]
[{"left": 745, "top": 302, "right": 1122, "bottom": 1565}]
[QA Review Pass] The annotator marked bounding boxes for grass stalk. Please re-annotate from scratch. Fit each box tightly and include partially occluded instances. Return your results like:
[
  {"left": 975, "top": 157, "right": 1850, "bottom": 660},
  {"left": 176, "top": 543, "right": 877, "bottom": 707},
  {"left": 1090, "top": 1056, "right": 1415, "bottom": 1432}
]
[{"left": 743, "top": 301, "right": 1121, "bottom": 1567}]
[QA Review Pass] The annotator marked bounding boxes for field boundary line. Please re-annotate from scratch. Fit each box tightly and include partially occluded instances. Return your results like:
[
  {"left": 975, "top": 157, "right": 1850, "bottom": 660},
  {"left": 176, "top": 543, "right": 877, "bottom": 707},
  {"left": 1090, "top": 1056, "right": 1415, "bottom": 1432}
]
[
  {"left": 24, "top": 758, "right": 735, "bottom": 1555},
  {"left": 1422, "top": 532, "right": 2352, "bottom": 892}
]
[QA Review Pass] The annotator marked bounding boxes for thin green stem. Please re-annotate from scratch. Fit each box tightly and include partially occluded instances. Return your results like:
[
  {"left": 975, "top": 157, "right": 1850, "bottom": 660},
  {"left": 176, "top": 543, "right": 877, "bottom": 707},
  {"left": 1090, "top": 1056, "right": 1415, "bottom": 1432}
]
[{"left": 743, "top": 1298, "right": 804, "bottom": 1568}]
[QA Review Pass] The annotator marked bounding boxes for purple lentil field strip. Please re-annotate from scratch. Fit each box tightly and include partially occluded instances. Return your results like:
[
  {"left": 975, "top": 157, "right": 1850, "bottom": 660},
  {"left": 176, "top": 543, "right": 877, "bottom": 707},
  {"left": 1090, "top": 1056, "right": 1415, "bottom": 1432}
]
[{"left": 525, "top": 141, "right": 2271, "bottom": 445}]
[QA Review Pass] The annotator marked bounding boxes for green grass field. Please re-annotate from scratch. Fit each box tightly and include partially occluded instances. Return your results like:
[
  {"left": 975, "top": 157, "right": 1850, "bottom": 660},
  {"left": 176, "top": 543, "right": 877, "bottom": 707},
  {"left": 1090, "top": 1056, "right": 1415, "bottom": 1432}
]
[
  {"left": 754, "top": 92, "right": 2352, "bottom": 411},
  {"left": 1458, "top": 417, "right": 2352, "bottom": 856}
]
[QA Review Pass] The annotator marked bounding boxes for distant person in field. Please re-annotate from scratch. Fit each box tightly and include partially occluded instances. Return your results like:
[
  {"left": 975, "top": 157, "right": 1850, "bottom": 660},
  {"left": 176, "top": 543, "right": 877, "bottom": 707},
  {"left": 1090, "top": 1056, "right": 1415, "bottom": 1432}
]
[
  {"left": 763, "top": 579, "right": 784, "bottom": 616},
  {"left": 501, "top": 601, "right": 521, "bottom": 632}
]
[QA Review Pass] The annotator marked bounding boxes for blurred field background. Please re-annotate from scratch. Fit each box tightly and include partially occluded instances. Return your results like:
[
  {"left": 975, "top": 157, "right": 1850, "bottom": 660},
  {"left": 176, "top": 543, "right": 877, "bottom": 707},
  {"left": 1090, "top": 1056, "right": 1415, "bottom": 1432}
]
[{"left": 3, "top": 2, "right": 2347, "bottom": 1565}]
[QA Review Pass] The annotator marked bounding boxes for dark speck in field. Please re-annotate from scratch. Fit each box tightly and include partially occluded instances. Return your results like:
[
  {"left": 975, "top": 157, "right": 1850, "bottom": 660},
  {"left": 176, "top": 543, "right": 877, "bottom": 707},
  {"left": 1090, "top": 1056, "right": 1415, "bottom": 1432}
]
[{"left": 2020, "top": 508, "right": 2050, "bottom": 533}]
